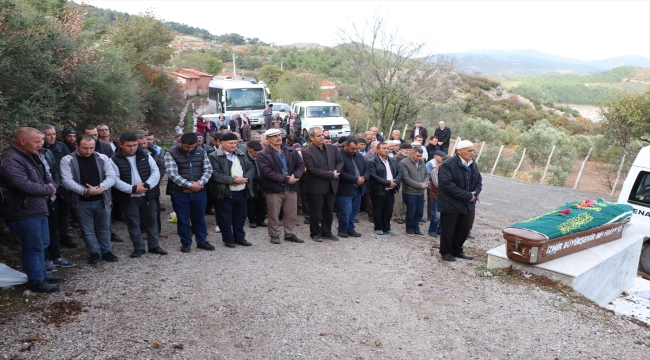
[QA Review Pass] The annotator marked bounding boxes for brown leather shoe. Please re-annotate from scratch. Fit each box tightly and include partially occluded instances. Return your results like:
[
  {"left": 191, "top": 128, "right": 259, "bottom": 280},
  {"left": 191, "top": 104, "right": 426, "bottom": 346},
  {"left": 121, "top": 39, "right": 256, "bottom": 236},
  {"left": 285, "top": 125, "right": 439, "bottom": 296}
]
[{"left": 158, "top": 232, "right": 168, "bottom": 238}]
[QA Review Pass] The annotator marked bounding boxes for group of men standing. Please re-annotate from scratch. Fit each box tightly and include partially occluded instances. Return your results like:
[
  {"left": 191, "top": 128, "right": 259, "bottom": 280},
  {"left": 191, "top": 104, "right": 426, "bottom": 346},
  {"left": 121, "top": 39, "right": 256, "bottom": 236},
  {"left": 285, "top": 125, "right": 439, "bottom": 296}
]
[{"left": 0, "top": 120, "right": 481, "bottom": 293}]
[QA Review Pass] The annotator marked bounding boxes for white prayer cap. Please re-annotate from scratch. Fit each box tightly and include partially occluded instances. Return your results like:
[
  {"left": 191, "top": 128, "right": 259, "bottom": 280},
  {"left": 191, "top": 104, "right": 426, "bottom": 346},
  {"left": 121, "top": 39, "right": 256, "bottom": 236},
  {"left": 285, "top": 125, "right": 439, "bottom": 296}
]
[
  {"left": 410, "top": 142, "right": 422, "bottom": 147},
  {"left": 456, "top": 140, "right": 473, "bottom": 149}
]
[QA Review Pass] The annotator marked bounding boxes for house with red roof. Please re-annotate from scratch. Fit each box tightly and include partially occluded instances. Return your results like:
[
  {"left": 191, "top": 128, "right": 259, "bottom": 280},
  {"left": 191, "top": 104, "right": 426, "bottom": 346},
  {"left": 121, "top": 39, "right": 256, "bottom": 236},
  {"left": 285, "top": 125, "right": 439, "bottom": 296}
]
[{"left": 169, "top": 68, "right": 213, "bottom": 97}]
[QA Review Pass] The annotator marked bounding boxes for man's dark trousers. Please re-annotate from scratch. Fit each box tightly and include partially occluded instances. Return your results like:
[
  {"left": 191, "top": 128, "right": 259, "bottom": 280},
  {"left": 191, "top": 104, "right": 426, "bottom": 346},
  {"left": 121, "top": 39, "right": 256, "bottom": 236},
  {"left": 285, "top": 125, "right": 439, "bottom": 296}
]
[
  {"left": 215, "top": 190, "right": 248, "bottom": 243},
  {"left": 170, "top": 190, "right": 208, "bottom": 245},
  {"left": 140, "top": 197, "right": 162, "bottom": 235},
  {"left": 45, "top": 199, "right": 62, "bottom": 260},
  {"left": 122, "top": 197, "right": 159, "bottom": 251},
  {"left": 247, "top": 190, "right": 267, "bottom": 225},
  {"left": 306, "top": 187, "right": 336, "bottom": 236},
  {"left": 371, "top": 189, "right": 395, "bottom": 232},
  {"left": 439, "top": 212, "right": 471, "bottom": 255},
  {"left": 403, "top": 193, "right": 424, "bottom": 233},
  {"left": 5, "top": 216, "right": 49, "bottom": 286}
]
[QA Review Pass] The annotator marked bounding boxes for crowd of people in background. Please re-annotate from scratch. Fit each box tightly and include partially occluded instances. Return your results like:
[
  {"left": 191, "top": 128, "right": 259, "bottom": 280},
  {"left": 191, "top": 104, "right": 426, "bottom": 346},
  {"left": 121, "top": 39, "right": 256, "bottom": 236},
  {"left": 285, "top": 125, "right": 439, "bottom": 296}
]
[{"left": 0, "top": 118, "right": 481, "bottom": 293}]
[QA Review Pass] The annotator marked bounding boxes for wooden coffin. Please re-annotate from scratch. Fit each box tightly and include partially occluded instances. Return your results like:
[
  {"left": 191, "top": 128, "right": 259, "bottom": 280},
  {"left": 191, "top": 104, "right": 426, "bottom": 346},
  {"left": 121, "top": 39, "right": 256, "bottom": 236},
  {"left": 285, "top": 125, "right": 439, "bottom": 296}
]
[{"left": 502, "top": 218, "right": 630, "bottom": 265}]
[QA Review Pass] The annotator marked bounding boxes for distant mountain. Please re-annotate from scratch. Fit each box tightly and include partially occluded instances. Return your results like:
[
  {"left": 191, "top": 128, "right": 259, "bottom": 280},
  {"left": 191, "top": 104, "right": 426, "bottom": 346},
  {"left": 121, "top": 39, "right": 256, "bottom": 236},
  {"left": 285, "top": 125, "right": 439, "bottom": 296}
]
[{"left": 446, "top": 49, "right": 650, "bottom": 77}]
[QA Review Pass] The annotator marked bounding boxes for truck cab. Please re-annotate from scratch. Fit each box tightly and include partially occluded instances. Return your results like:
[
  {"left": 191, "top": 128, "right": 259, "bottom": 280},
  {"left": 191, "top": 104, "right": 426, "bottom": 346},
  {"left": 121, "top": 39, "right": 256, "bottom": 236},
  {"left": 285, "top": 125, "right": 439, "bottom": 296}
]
[
  {"left": 617, "top": 145, "right": 650, "bottom": 273},
  {"left": 291, "top": 101, "right": 351, "bottom": 139}
]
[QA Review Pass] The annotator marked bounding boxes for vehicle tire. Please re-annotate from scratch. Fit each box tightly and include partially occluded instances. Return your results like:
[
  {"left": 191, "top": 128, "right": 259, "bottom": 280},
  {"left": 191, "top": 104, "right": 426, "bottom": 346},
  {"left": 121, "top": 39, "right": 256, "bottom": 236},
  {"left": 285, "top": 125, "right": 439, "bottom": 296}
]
[{"left": 640, "top": 244, "right": 650, "bottom": 274}]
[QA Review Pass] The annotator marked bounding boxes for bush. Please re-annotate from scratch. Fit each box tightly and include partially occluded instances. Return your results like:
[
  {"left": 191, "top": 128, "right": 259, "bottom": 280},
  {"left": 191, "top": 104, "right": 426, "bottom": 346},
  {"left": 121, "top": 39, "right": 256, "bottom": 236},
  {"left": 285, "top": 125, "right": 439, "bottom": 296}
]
[
  {"left": 547, "top": 165, "right": 570, "bottom": 187},
  {"left": 530, "top": 168, "right": 543, "bottom": 183}
]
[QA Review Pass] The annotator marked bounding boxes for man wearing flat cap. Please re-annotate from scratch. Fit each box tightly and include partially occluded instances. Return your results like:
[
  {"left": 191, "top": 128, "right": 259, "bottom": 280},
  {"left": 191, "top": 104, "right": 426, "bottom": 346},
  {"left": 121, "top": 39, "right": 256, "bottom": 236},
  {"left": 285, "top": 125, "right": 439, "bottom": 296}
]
[
  {"left": 256, "top": 128, "right": 305, "bottom": 244},
  {"left": 437, "top": 140, "right": 481, "bottom": 261},
  {"left": 209, "top": 132, "right": 254, "bottom": 248}
]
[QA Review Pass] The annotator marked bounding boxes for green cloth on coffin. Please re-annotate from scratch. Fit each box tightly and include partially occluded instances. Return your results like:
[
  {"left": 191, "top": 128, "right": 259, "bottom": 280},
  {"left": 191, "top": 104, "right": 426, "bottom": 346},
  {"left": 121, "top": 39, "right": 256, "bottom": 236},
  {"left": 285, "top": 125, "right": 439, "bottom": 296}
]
[{"left": 510, "top": 199, "right": 633, "bottom": 240}]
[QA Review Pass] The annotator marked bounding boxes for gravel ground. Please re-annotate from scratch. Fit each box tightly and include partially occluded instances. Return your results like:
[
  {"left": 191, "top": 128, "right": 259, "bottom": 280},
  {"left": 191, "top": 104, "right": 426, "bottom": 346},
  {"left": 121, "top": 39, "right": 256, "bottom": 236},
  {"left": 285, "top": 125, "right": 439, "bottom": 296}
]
[{"left": 1, "top": 175, "right": 649, "bottom": 359}]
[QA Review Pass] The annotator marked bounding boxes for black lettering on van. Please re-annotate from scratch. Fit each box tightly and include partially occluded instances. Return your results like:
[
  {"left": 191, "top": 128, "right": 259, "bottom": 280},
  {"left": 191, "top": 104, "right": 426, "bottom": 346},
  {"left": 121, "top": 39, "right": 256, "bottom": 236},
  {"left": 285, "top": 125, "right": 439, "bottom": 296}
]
[{"left": 633, "top": 209, "right": 650, "bottom": 217}]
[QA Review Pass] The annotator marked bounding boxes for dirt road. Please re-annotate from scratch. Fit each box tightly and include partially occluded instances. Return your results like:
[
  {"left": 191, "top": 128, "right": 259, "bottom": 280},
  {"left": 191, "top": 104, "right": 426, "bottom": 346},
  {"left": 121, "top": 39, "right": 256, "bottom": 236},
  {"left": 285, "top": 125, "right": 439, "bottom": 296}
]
[{"left": 0, "top": 175, "right": 647, "bottom": 359}]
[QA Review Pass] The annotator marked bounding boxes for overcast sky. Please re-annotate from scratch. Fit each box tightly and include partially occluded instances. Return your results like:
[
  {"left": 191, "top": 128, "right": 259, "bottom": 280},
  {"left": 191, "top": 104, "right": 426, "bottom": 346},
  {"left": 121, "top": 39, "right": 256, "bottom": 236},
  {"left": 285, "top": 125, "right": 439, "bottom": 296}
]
[{"left": 77, "top": 0, "right": 650, "bottom": 61}]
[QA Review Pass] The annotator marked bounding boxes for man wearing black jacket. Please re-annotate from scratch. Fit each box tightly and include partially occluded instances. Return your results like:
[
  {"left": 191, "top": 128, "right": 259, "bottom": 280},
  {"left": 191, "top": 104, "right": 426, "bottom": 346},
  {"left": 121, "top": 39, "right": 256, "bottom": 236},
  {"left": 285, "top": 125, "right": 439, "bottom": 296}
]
[
  {"left": 433, "top": 121, "right": 451, "bottom": 155},
  {"left": 336, "top": 138, "right": 369, "bottom": 238},
  {"left": 437, "top": 140, "right": 482, "bottom": 261},
  {"left": 111, "top": 132, "right": 167, "bottom": 258},
  {"left": 367, "top": 142, "right": 403, "bottom": 235},
  {"left": 42, "top": 125, "right": 77, "bottom": 249},
  {"left": 246, "top": 140, "right": 268, "bottom": 228}
]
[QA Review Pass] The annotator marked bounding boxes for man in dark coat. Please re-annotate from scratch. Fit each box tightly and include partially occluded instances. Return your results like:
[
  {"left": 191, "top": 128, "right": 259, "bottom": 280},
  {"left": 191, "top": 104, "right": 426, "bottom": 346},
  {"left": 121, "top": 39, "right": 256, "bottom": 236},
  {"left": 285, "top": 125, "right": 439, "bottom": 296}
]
[
  {"left": 0, "top": 127, "right": 65, "bottom": 292},
  {"left": 42, "top": 125, "right": 77, "bottom": 249},
  {"left": 433, "top": 121, "right": 451, "bottom": 155},
  {"left": 257, "top": 129, "right": 306, "bottom": 244},
  {"left": 437, "top": 140, "right": 482, "bottom": 261},
  {"left": 409, "top": 120, "right": 428, "bottom": 142},
  {"left": 301, "top": 127, "right": 344, "bottom": 242},
  {"left": 336, "top": 137, "right": 369, "bottom": 238},
  {"left": 208, "top": 132, "right": 255, "bottom": 248},
  {"left": 245, "top": 140, "right": 268, "bottom": 229},
  {"left": 367, "top": 142, "right": 403, "bottom": 235},
  {"left": 61, "top": 128, "right": 77, "bottom": 152}
]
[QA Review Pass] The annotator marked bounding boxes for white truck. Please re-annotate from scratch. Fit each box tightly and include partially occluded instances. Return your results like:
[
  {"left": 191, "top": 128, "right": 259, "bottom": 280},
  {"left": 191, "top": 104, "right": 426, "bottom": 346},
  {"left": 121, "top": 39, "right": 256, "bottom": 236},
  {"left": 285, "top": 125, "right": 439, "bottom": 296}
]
[
  {"left": 207, "top": 79, "right": 271, "bottom": 128},
  {"left": 617, "top": 145, "right": 650, "bottom": 273},
  {"left": 291, "top": 101, "right": 351, "bottom": 139}
]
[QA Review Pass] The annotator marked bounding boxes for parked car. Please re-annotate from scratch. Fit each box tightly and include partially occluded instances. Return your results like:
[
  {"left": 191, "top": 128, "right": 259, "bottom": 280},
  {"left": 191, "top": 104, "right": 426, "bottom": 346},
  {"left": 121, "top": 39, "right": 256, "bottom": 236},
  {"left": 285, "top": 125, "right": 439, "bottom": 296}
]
[{"left": 271, "top": 103, "right": 291, "bottom": 117}]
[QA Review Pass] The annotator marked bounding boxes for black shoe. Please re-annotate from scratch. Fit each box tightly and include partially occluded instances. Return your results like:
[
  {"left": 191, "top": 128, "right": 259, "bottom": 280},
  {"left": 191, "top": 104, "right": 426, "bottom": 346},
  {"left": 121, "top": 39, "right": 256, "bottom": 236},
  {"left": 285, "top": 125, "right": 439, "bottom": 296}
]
[
  {"left": 270, "top": 236, "right": 282, "bottom": 244},
  {"left": 224, "top": 242, "right": 236, "bottom": 248},
  {"left": 235, "top": 239, "right": 253, "bottom": 246},
  {"left": 53, "top": 257, "right": 75, "bottom": 268},
  {"left": 102, "top": 252, "right": 118, "bottom": 262},
  {"left": 160, "top": 206, "right": 166, "bottom": 212},
  {"left": 394, "top": 219, "right": 404, "bottom": 224},
  {"left": 337, "top": 231, "right": 349, "bottom": 238},
  {"left": 249, "top": 222, "right": 258, "bottom": 228},
  {"left": 110, "top": 232, "right": 124, "bottom": 242},
  {"left": 311, "top": 235, "right": 323, "bottom": 242},
  {"left": 59, "top": 240, "right": 78, "bottom": 249},
  {"left": 181, "top": 243, "right": 191, "bottom": 253},
  {"left": 304, "top": 218, "right": 310, "bottom": 224},
  {"left": 442, "top": 253, "right": 456, "bottom": 262},
  {"left": 368, "top": 216, "right": 374, "bottom": 223},
  {"left": 454, "top": 252, "right": 474, "bottom": 260},
  {"left": 197, "top": 242, "right": 215, "bottom": 250},
  {"left": 88, "top": 253, "right": 101, "bottom": 264},
  {"left": 323, "top": 233, "right": 339, "bottom": 241},
  {"left": 354, "top": 219, "right": 359, "bottom": 223},
  {"left": 130, "top": 249, "right": 146, "bottom": 258},
  {"left": 406, "top": 231, "right": 415, "bottom": 237},
  {"left": 205, "top": 209, "right": 215, "bottom": 215},
  {"left": 148, "top": 247, "right": 168, "bottom": 255},
  {"left": 348, "top": 231, "right": 362, "bottom": 237},
  {"left": 45, "top": 274, "right": 69, "bottom": 283},
  {"left": 28, "top": 280, "right": 59, "bottom": 293},
  {"left": 258, "top": 221, "right": 268, "bottom": 227},
  {"left": 414, "top": 230, "right": 426, "bottom": 238},
  {"left": 284, "top": 234, "right": 304, "bottom": 243}
]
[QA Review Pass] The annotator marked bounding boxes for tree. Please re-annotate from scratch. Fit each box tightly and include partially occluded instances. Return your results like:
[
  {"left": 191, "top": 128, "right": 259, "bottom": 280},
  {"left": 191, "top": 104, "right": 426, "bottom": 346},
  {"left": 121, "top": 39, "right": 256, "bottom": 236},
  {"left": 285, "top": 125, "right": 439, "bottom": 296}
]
[
  {"left": 338, "top": 15, "right": 456, "bottom": 132},
  {"left": 598, "top": 90, "right": 650, "bottom": 153},
  {"left": 274, "top": 73, "right": 322, "bottom": 103},
  {"left": 259, "top": 65, "right": 284, "bottom": 87},
  {"left": 110, "top": 13, "right": 174, "bottom": 67}
]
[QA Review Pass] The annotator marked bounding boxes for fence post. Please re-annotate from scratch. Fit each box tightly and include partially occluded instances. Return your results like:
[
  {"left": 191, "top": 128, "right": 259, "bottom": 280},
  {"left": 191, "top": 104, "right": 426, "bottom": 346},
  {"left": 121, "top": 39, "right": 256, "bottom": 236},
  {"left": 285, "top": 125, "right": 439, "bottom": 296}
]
[
  {"left": 365, "top": 119, "right": 370, "bottom": 132},
  {"left": 402, "top": 124, "right": 408, "bottom": 140},
  {"left": 512, "top": 148, "right": 527, "bottom": 179},
  {"left": 450, "top": 137, "right": 461, "bottom": 155},
  {"left": 388, "top": 120, "right": 395, "bottom": 137},
  {"left": 540, "top": 145, "right": 555, "bottom": 185},
  {"left": 573, "top": 148, "right": 593, "bottom": 190},
  {"left": 475, "top": 142, "right": 485, "bottom": 163},
  {"left": 610, "top": 153, "right": 627, "bottom": 196},
  {"left": 354, "top": 118, "right": 358, "bottom": 135},
  {"left": 491, "top": 145, "right": 504, "bottom": 175}
]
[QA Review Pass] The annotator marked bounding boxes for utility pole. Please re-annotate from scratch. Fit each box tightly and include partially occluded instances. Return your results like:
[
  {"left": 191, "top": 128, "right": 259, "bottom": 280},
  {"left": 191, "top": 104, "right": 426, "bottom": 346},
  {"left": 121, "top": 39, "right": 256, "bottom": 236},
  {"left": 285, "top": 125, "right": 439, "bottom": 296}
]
[
  {"left": 281, "top": 61, "right": 283, "bottom": 71},
  {"left": 232, "top": 54, "right": 237, "bottom": 79}
]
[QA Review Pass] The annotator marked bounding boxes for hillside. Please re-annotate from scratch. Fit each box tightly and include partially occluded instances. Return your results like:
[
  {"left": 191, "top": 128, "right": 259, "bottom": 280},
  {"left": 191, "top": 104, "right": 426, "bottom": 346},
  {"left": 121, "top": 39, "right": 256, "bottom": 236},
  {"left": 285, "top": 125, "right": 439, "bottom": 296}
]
[{"left": 448, "top": 49, "right": 650, "bottom": 77}]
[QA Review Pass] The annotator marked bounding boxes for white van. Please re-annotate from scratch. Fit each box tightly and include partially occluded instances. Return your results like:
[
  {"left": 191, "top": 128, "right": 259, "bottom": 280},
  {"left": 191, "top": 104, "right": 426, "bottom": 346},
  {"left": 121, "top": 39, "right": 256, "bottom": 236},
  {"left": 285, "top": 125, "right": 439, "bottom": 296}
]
[
  {"left": 291, "top": 101, "right": 351, "bottom": 139},
  {"left": 617, "top": 145, "right": 650, "bottom": 273}
]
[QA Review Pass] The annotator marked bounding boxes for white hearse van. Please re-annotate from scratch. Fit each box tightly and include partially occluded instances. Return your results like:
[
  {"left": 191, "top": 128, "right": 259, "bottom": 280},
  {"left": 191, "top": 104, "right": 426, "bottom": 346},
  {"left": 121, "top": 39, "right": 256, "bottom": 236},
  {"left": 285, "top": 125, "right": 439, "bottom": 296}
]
[
  {"left": 617, "top": 145, "right": 650, "bottom": 273},
  {"left": 291, "top": 101, "right": 351, "bottom": 139}
]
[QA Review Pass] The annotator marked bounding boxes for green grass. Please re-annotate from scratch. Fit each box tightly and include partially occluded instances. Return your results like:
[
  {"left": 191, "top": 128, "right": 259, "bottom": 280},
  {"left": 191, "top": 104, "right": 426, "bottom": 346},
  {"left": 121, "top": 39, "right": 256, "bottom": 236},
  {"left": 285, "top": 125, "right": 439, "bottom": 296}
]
[{"left": 590, "top": 82, "right": 650, "bottom": 94}]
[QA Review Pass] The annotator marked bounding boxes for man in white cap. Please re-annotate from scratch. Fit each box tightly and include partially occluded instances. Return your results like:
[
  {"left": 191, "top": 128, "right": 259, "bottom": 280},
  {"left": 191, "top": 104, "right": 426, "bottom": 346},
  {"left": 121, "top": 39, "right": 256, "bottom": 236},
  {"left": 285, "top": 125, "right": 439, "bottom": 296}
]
[
  {"left": 437, "top": 140, "right": 482, "bottom": 261},
  {"left": 256, "top": 128, "right": 306, "bottom": 244}
]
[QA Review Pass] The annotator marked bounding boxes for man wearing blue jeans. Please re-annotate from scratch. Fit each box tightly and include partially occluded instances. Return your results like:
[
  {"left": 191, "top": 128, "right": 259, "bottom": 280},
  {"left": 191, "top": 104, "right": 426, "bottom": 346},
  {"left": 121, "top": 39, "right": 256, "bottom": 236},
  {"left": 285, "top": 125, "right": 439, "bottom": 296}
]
[
  {"left": 336, "top": 138, "right": 369, "bottom": 238},
  {"left": 0, "top": 127, "right": 68, "bottom": 292},
  {"left": 399, "top": 147, "right": 428, "bottom": 237},
  {"left": 165, "top": 133, "right": 214, "bottom": 253},
  {"left": 208, "top": 132, "right": 254, "bottom": 248},
  {"left": 60, "top": 134, "right": 117, "bottom": 264}
]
